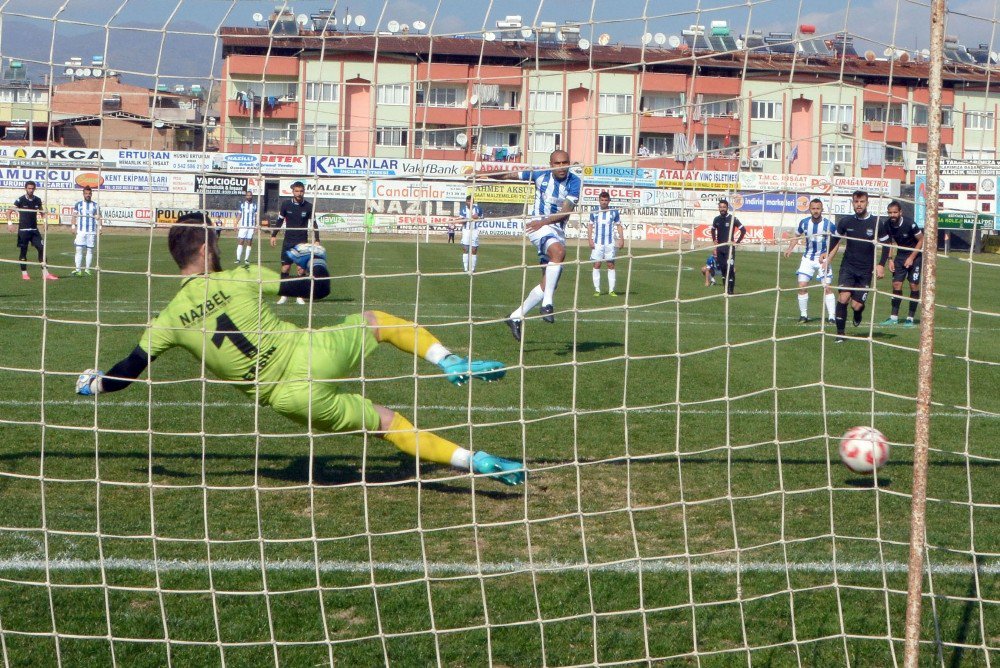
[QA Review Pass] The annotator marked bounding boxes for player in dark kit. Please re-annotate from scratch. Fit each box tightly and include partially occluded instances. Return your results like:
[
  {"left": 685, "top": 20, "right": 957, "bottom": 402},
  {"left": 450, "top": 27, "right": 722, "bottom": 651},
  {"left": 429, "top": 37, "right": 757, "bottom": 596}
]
[
  {"left": 877, "top": 200, "right": 923, "bottom": 327},
  {"left": 824, "top": 191, "right": 890, "bottom": 342},
  {"left": 8, "top": 180, "right": 58, "bottom": 281},
  {"left": 270, "top": 181, "right": 319, "bottom": 305},
  {"left": 710, "top": 199, "right": 746, "bottom": 294}
]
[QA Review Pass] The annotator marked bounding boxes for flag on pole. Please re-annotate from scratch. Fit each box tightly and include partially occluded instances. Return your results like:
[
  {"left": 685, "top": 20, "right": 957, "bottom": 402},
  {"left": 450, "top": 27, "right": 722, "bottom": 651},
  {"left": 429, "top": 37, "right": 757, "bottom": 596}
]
[{"left": 787, "top": 144, "right": 799, "bottom": 166}]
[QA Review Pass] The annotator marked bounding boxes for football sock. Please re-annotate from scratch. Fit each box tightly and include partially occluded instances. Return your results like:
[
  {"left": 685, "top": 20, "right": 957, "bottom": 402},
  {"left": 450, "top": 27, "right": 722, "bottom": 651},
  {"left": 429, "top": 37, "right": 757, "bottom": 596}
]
[
  {"left": 891, "top": 289, "right": 903, "bottom": 316},
  {"left": 824, "top": 293, "right": 836, "bottom": 320},
  {"left": 797, "top": 294, "right": 809, "bottom": 317},
  {"left": 74, "top": 247, "right": 83, "bottom": 271},
  {"left": 462, "top": 253, "right": 469, "bottom": 272},
  {"left": 608, "top": 269, "right": 616, "bottom": 293},
  {"left": 592, "top": 268, "right": 601, "bottom": 292},
  {"left": 909, "top": 290, "right": 920, "bottom": 318},
  {"left": 511, "top": 285, "right": 544, "bottom": 320},
  {"left": 469, "top": 254, "right": 477, "bottom": 272},
  {"left": 383, "top": 412, "right": 460, "bottom": 466},
  {"left": 85, "top": 248, "right": 93, "bottom": 270},
  {"left": 236, "top": 246, "right": 244, "bottom": 262},
  {"left": 835, "top": 301, "right": 848, "bottom": 334},
  {"left": 542, "top": 263, "right": 563, "bottom": 307},
  {"left": 280, "top": 270, "right": 289, "bottom": 281},
  {"left": 853, "top": 305, "right": 864, "bottom": 326},
  {"left": 370, "top": 310, "right": 449, "bottom": 364},
  {"left": 18, "top": 249, "right": 27, "bottom": 272}
]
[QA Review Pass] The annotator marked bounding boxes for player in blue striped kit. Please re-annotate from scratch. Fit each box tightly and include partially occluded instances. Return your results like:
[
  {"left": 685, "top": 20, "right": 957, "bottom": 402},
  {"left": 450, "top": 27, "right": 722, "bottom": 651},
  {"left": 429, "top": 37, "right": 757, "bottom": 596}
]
[
  {"left": 784, "top": 198, "right": 837, "bottom": 323},
  {"left": 459, "top": 195, "right": 483, "bottom": 273},
  {"left": 71, "top": 186, "right": 101, "bottom": 276},
  {"left": 588, "top": 191, "right": 625, "bottom": 296},
  {"left": 234, "top": 188, "right": 259, "bottom": 266}
]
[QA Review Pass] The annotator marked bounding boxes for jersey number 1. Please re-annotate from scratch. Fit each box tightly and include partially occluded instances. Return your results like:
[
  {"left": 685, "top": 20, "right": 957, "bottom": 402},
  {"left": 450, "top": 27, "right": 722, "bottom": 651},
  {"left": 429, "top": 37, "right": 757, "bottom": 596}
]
[{"left": 212, "top": 313, "right": 258, "bottom": 358}]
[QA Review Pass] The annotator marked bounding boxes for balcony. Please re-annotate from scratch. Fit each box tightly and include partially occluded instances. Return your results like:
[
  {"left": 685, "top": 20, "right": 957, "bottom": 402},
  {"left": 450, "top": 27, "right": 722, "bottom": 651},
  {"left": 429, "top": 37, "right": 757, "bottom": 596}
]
[
  {"left": 227, "top": 55, "right": 299, "bottom": 77},
  {"left": 227, "top": 98, "right": 298, "bottom": 120},
  {"left": 471, "top": 106, "right": 520, "bottom": 128},
  {"left": 639, "top": 112, "right": 685, "bottom": 135},
  {"left": 415, "top": 105, "right": 467, "bottom": 126}
]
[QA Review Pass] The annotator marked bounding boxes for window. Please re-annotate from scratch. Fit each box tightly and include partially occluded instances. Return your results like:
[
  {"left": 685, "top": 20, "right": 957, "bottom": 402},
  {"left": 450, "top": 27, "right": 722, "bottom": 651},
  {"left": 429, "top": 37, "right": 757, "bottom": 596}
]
[
  {"left": 234, "top": 123, "right": 296, "bottom": 145},
  {"left": 598, "top": 134, "right": 632, "bottom": 155},
  {"left": 964, "top": 111, "right": 995, "bottom": 130},
  {"left": 821, "top": 143, "right": 853, "bottom": 164},
  {"left": 376, "top": 127, "right": 408, "bottom": 147},
  {"left": 698, "top": 96, "right": 738, "bottom": 118},
  {"left": 750, "top": 142, "right": 781, "bottom": 160},
  {"left": 476, "top": 88, "right": 520, "bottom": 109},
  {"left": 414, "top": 128, "right": 461, "bottom": 148},
  {"left": 291, "top": 123, "right": 338, "bottom": 148},
  {"left": 528, "top": 90, "right": 563, "bottom": 112},
  {"left": 599, "top": 93, "right": 634, "bottom": 115},
  {"left": 480, "top": 129, "right": 519, "bottom": 147},
  {"left": 912, "top": 105, "right": 954, "bottom": 127},
  {"left": 305, "top": 82, "right": 339, "bottom": 103},
  {"left": 863, "top": 103, "right": 906, "bottom": 125},
  {"left": 964, "top": 149, "right": 997, "bottom": 160},
  {"left": 376, "top": 84, "right": 410, "bottom": 106},
  {"left": 822, "top": 104, "right": 853, "bottom": 124},
  {"left": 885, "top": 143, "right": 904, "bottom": 165},
  {"left": 528, "top": 131, "right": 561, "bottom": 153},
  {"left": 640, "top": 93, "right": 683, "bottom": 117},
  {"left": 751, "top": 100, "right": 782, "bottom": 120},
  {"left": 231, "top": 80, "right": 298, "bottom": 101},
  {"left": 417, "top": 87, "right": 463, "bottom": 107},
  {"left": 639, "top": 134, "right": 674, "bottom": 155}
]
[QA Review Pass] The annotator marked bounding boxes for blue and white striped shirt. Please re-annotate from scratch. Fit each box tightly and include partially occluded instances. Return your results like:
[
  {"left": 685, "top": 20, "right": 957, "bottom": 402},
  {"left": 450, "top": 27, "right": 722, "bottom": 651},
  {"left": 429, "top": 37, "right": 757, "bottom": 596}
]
[
  {"left": 238, "top": 200, "right": 258, "bottom": 229},
  {"left": 519, "top": 169, "right": 582, "bottom": 225},
  {"left": 73, "top": 200, "right": 100, "bottom": 233},
  {"left": 796, "top": 216, "right": 836, "bottom": 261},
  {"left": 459, "top": 203, "right": 482, "bottom": 227},
  {"left": 589, "top": 208, "right": 621, "bottom": 244}
]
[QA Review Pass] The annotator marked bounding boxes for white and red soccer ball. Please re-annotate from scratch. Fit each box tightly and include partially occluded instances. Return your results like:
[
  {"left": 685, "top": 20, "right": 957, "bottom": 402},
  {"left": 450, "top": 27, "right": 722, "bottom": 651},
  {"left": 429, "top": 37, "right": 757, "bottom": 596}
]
[{"left": 839, "top": 426, "right": 890, "bottom": 474}]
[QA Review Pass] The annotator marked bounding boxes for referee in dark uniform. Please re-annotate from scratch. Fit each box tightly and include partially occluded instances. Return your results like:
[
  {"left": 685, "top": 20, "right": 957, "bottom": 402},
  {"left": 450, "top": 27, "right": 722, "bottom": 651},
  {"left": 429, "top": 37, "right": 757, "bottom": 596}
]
[
  {"left": 8, "top": 180, "right": 58, "bottom": 281},
  {"left": 824, "top": 190, "right": 890, "bottom": 342},
  {"left": 710, "top": 199, "right": 745, "bottom": 294},
  {"left": 269, "top": 180, "right": 319, "bottom": 305}
]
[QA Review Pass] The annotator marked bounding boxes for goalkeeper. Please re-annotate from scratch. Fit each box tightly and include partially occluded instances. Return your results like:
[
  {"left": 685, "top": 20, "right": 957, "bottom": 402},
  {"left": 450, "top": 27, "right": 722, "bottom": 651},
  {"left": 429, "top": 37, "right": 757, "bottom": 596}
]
[{"left": 76, "top": 213, "right": 524, "bottom": 486}]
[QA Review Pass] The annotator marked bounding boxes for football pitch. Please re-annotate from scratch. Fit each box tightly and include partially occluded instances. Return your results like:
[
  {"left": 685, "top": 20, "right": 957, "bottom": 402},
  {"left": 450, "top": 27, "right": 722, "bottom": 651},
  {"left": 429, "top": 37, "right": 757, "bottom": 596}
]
[{"left": 0, "top": 231, "right": 997, "bottom": 666}]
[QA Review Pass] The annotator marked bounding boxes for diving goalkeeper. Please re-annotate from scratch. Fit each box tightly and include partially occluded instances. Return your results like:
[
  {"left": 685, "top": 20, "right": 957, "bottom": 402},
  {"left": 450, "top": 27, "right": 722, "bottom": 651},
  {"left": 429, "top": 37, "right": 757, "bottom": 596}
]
[{"left": 76, "top": 213, "right": 524, "bottom": 486}]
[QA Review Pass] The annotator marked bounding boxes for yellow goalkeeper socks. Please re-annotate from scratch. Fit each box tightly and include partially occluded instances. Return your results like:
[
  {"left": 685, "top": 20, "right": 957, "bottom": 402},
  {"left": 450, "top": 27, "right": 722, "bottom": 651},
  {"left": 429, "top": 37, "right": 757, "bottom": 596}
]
[
  {"left": 371, "top": 310, "right": 450, "bottom": 364},
  {"left": 383, "top": 412, "right": 465, "bottom": 467}
]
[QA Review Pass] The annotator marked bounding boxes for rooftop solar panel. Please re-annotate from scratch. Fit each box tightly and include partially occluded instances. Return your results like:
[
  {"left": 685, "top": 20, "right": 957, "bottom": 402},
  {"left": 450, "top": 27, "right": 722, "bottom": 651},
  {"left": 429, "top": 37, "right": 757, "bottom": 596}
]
[
  {"left": 714, "top": 34, "right": 738, "bottom": 51},
  {"left": 683, "top": 34, "right": 713, "bottom": 50}
]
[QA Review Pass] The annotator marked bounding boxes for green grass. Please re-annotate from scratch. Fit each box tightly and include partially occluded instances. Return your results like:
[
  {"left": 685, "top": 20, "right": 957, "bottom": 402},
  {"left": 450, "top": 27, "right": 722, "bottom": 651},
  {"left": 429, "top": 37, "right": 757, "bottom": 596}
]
[{"left": 0, "top": 231, "right": 998, "bottom": 666}]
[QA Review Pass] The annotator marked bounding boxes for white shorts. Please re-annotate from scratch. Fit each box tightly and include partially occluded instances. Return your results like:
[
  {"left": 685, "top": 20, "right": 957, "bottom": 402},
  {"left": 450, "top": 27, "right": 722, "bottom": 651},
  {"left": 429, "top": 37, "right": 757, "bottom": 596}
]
[
  {"left": 74, "top": 232, "right": 96, "bottom": 248},
  {"left": 237, "top": 226, "right": 256, "bottom": 241},
  {"left": 590, "top": 243, "right": 618, "bottom": 262},
  {"left": 460, "top": 227, "right": 479, "bottom": 247},
  {"left": 527, "top": 222, "right": 565, "bottom": 263},
  {"left": 796, "top": 257, "right": 832, "bottom": 284}
]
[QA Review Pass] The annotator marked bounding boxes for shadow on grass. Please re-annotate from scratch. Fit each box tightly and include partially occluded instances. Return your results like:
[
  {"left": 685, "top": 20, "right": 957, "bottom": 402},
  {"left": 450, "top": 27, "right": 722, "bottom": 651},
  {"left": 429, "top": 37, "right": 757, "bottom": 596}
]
[
  {"left": 556, "top": 340, "right": 623, "bottom": 356},
  {"left": 845, "top": 476, "right": 892, "bottom": 488}
]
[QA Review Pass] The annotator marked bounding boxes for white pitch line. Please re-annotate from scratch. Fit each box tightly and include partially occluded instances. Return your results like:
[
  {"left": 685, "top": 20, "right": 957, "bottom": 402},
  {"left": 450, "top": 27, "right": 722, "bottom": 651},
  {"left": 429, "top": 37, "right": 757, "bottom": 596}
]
[
  {"left": 1, "top": 398, "right": 997, "bottom": 420},
  {"left": 0, "top": 555, "right": 995, "bottom": 577}
]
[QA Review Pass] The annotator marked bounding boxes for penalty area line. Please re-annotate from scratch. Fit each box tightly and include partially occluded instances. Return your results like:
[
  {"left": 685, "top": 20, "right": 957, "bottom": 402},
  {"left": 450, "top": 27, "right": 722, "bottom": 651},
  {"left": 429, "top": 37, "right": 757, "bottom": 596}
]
[{"left": 0, "top": 555, "right": 995, "bottom": 577}]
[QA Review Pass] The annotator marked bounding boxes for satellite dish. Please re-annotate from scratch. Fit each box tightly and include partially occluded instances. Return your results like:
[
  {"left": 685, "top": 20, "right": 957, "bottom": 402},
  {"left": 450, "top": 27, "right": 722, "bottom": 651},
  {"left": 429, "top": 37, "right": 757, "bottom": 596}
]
[
  {"left": 401, "top": 23, "right": 410, "bottom": 34},
  {"left": 354, "top": 15, "right": 366, "bottom": 28},
  {"left": 921, "top": 48, "right": 930, "bottom": 59},
  {"left": 456, "top": 132, "right": 468, "bottom": 147},
  {"left": 898, "top": 51, "right": 910, "bottom": 63},
  {"left": 521, "top": 27, "right": 533, "bottom": 39},
  {"left": 667, "top": 35, "right": 682, "bottom": 48},
  {"left": 64, "top": 67, "right": 74, "bottom": 76},
  {"left": 469, "top": 94, "right": 479, "bottom": 106},
  {"left": 92, "top": 68, "right": 102, "bottom": 77},
  {"left": 413, "top": 20, "right": 426, "bottom": 31},
  {"left": 597, "top": 33, "right": 610, "bottom": 46},
  {"left": 556, "top": 31, "right": 566, "bottom": 42},
  {"left": 296, "top": 14, "right": 309, "bottom": 26},
  {"left": 387, "top": 20, "right": 400, "bottom": 33},
  {"left": 82, "top": 68, "right": 92, "bottom": 76},
  {"left": 642, "top": 32, "right": 653, "bottom": 45},
  {"left": 483, "top": 31, "right": 497, "bottom": 41},
  {"left": 108, "top": 70, "right": 117, "bottom": 77},
  {"left": 654, "top": 32, "right": 666, "bottom": 45},
  {"left": 344, "top": 14, "right": 353, "bottom": 26},
  {"left": 991, "top": 51, "right": 1000, "bottom": 63},
  {"left": 883, "top": 47, "right": 894, "bottom": 57},
  {"left": 74, "top": 68, "right": 85, "bottom": 76},
  {"left": 153, "top": 120, "right": 165, "bottom": 128},
  {"left": 578, "top": 38, "right": 590, "bottom": 50},
  {"left": 864, "top": 50, "right": 877, "bottom": 62},
  {"left": 252, "top": 12, "right": 263, "bottom": 23}
]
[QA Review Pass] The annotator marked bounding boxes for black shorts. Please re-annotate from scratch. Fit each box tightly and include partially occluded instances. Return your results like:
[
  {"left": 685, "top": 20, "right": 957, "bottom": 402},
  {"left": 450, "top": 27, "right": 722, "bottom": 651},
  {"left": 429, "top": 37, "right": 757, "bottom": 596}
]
[
  {"left": 891, "top": 255, "right": 922, "bottom": 284},
  {"left": 838, "top": 265, "right": 872, "bottom": 304},
  {"left": 16, "top": 229, "right": 42, "bottom": 250}
]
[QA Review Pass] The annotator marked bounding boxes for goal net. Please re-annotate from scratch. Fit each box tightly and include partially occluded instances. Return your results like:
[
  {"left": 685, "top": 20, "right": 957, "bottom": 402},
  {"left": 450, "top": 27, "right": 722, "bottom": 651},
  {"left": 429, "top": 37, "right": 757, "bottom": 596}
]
[{"left": 0, "top": 0, "right": 996, "bottom": 665}]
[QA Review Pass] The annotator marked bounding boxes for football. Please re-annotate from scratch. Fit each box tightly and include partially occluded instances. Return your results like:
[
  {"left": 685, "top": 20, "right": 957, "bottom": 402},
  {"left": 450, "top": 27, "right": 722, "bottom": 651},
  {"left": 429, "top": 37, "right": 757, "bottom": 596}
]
[{"left": 838, "top": 426, "right": 890, "bottom": 474}]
